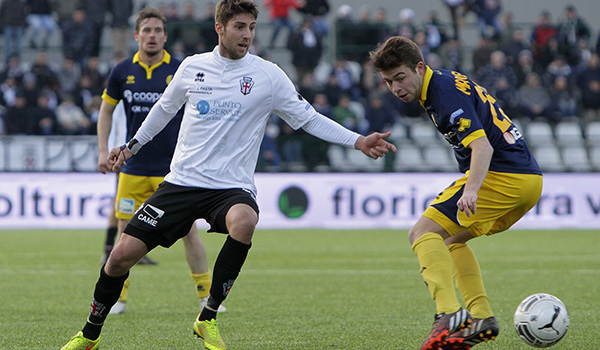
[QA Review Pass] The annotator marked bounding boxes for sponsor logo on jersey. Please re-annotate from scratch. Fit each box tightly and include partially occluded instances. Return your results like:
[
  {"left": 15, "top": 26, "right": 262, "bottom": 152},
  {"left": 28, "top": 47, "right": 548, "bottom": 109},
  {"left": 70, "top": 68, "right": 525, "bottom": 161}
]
[
  {"left": 450, "top": 108, "right": 464, "bottom": 124},
  {"left": 195, "top": 100, "right": 242, "bottom": 122},
  {"left": 123, "top": 89, "right": 163, "bottom": 103},
  {"left": 195, "top": 72, "right": 205, "bottom": 82},
  {"left": 119, "top": 198, "right": 135, "bottom": 214},
  {"left": 126, "top": 75, "right": 135, "bottom": 84},
  {"left": 240, "top": 77, "right": 254, "bottom": 95},
  {"left": 137, "top": 203, "right": 164, "bottom": 227}
]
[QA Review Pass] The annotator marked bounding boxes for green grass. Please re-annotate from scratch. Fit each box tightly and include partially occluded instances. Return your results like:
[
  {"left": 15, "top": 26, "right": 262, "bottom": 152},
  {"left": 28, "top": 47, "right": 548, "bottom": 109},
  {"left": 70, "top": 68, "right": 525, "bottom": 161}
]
[{"left": 0, "top": 229, "right": 598, "bottom": 349}]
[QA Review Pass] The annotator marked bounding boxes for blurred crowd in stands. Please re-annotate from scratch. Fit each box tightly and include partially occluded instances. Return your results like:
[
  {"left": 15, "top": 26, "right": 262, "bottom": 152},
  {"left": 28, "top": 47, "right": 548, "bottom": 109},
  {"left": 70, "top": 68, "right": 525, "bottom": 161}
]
[{"left": 1, "top": 0, "right": 600, "bottom": 171}]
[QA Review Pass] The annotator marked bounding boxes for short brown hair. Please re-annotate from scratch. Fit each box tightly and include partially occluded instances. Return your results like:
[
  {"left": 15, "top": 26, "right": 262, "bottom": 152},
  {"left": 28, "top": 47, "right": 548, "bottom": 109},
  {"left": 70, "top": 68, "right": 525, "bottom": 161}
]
[
  {"left": 135, "top": 7, "right": 167, "bottom": 33},
  {"left": 370, "top": 36, "right": 425, "bottom": 72},
  {"left": 215, "top": 0, "right": 259, "bottom": 26}
]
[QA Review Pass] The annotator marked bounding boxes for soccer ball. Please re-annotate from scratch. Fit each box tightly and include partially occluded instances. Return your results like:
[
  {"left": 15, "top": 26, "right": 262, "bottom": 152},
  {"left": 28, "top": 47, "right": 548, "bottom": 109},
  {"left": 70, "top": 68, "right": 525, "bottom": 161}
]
[{"left": 514, "top": 293, "right": 569, "bottom": 348}]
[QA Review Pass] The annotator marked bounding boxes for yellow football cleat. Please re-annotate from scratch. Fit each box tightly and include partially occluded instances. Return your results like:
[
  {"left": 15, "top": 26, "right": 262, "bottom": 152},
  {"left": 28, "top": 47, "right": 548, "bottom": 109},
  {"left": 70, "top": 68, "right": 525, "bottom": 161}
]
[
  {"left": 193, "top": 317, "right": 226, "bottom": 350},
  {"left": 60, "top": 331, "right": 99, "bottom": 350}
]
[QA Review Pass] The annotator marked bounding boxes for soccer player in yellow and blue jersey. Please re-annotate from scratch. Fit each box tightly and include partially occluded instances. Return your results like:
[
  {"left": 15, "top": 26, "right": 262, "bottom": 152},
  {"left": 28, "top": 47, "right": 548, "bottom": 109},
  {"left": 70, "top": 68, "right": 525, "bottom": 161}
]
[{"left": 370, "top": 36, "right": 542, "bottom": 350}]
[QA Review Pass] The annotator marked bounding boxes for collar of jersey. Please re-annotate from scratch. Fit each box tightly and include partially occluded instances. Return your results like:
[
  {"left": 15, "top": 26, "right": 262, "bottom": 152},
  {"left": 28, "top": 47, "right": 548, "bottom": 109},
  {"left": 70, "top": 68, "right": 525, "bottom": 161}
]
[
  {"left": 133, "top": 50, "right": 171, "bottom": 79},
  {"left": 212, "top": 46, "right": 249, "bottom": 68},
  {"left": 419, "top": 65, "right": 434, "bottom": 105}
]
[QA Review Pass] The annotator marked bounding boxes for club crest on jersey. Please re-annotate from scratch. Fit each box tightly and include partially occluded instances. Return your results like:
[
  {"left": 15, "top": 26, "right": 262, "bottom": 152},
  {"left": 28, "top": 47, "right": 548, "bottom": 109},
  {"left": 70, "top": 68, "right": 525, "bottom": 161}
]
[{"left": 240, "top": 77, "right": 254, "bottom": 95}]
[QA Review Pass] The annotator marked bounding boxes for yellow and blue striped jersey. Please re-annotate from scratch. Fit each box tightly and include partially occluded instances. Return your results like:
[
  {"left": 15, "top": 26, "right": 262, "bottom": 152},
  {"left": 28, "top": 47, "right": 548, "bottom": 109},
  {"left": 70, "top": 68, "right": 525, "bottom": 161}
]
[
  {"left": 102, "top": 51, "right": 183, "bottom": 176},
  {"left": 419, "top": 66, "right": 541, "bottom": 175}
]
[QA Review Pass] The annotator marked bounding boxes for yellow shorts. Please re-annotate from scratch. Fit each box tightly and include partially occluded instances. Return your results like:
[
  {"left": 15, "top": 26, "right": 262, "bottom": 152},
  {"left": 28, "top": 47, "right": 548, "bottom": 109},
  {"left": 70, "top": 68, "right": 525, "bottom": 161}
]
[
  {"left": 115, "top": 172, "right": 165, "bottom": 220},
  {"left": 423, "top": 171, "right": 543, "bottom": 237}
]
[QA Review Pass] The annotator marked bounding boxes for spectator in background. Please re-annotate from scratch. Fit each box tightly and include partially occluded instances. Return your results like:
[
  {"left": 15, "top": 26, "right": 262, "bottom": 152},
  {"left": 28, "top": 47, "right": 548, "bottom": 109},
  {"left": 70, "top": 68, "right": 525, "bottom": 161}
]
[
  {"left": 54, "top": 0, "right": 81, "bottom": 30},
  {"left": 199, "top": 2, "right": 219, "bottom": 51},
  {"left": 297, "top": 73, "right": 319, "bottom": 103},
  {"left": 29, "top": 93, "right": 58, "bottom": 135},
  {"left": 81, "top": 57, "right": 107, "bottom": 96},
  {"left": 502, "top": 27, "right": 529, "bottom": 68},
  {"left": 55, "top": 94, "right": 92, "bottom": 135},
  {"left": 439, "top": 38, "right": 463, "bottom": 71},
  {"left": 396, "top": 8, "right": 417, "bottom": 40},
  {"left": 472, "top": 0, "right": 503, "bottom": 40},
  {"left": 0, "top": 0, "right": 27, "bottom": 64},
  {"left": 335, "top": 4, "right": 354, "bottom": 59},
  {"left": 26, "top": 0, "right": 57, "bottom": 50},
  {"left": 1, "top": 55, "right": 25, "bottom": 86},
  {"left": 471, "top": 36, "right": 494, "bottom": 74},
  {"left": 549, "top": 75, "right": 579, "bottom": 122},
  {"left": 164, "top": 2, "right": 180, "bottom": 21},
  {"left": 289, "top": 17, "right": 323, "bottom": 83},
  {"left": 476, "top": 50, "right": 517, "bottom": 95},
  {"left": 576, "top": 53, "right": 600, "bottom": 122},
  {"left": 556, "top": 4, "right": 591, "bottom": 66},
  {"left": 365, "top": 93, "right": 396, "bottom": 133},
  {"left": 530, "top": 10, "right": 557, "bottom": 62},
  {"left": 58, "top": 57, "right": 83, "bottom": 96},
  {"left": 297, "top": 0, "right": 330, "bottom": 38},
  {"left": 539, "top": 37, "right": 562, "bottom": 70},
  {"left": 108, "top": 0, "right": 134, "bottom": 59},
  {"left": 21, "top": 73, "right": 40, "bottom": 108},
  {"left": 303, "top": 93, "right": 331, "bottom": 170},
  {"left": 81, "top": 0, "right": 109, "bottom": 58},
  {"left": 544, "top": 55, "right": 573, "bottom": 87},
  {"left": 513, "top": 49, "right": 539, "bottom": 87},
  {"left": 61, "top": 8, "right": 94, "bottom": 68},
  {"left": 423, "top": 10, "right": 447, "bottom": 53},
  {"left": 332, "top": 94, "right": 359, "bottom": 132},
  {"left": 518, "top": 73, "right": 552, "bottom": 121},
  {"left": 3, "top": 93, "right": 35, "bottom": 134},
  {"left": 330, "top": 59, "right": 361, "bottom": 101},
  {"left": 1, "top": 77, "right": 20, "bottom": 109},
  {"left": 441, "top": 0, "right": 466, "bottom": 40},
  {"left": 493, "top": 76, "right": 520, "bottom": 118},
  {"left": 30, "top": 51, "right": 59, "bottom": 90},
  {"left": 263, "top": 0, "right": 305, "bottom": 48},
  {"left": 172, "top": 2, "right": 202, "bottom": 55}
]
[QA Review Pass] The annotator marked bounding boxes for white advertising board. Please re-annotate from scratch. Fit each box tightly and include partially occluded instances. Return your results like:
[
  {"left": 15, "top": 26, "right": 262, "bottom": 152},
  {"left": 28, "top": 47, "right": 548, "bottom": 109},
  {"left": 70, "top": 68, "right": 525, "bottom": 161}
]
[{"left": 0, "top": 173, "right": 599, "bottom": 229}]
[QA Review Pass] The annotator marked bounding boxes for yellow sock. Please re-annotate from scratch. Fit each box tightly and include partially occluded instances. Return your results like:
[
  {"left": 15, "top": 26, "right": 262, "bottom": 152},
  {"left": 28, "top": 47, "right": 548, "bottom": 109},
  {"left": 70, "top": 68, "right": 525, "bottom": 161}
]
[
  {"left": 118, "top": 277, "right": 130, "bottom": 302},
  {"left": 191, "top": 272, "right": 211, "bottom": 300},
  {"left": 412, "top": 233, "right": 461, "bottom": 314},
  {"left": 448, "top": 243, "right": 493, "bottom": 319}
]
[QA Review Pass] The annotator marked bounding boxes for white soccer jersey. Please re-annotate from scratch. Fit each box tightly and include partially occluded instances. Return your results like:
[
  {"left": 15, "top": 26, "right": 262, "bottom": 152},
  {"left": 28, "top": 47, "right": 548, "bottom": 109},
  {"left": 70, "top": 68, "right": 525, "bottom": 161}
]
[{"left": 133, "top": 47, "right": 359, "bottom": 194}]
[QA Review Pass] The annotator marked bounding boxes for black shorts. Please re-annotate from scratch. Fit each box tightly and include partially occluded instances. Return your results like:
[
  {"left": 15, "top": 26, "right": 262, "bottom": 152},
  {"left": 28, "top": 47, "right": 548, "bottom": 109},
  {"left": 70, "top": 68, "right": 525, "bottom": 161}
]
[{"left": 124, "top": 181, "right": 259, "bottom": 250}]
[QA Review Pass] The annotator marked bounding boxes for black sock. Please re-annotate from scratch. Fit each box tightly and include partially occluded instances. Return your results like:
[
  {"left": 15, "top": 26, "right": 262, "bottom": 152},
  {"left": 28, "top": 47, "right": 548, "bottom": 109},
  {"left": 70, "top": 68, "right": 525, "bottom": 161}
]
[
  {"left": 199, "top": 235, "right": 250, "bottom": 321},
  {"left": 81, "top": 266, "right": 129, "bottom": 340},
  {"left": 104, "top": 227, "right": 118, "bottom": 253}
]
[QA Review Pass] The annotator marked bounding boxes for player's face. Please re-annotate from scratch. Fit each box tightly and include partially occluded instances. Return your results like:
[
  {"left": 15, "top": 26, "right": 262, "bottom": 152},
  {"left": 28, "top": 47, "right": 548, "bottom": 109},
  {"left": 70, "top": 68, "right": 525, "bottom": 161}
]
[
  {"left": 379, "top": 62, "right": 425, "bottom": 103},
  {"left": 216, "top": 13, "right": 256, "bottom": 59},
  {"left": 135, "top": 18, "right": 167, "bottom": 56}
]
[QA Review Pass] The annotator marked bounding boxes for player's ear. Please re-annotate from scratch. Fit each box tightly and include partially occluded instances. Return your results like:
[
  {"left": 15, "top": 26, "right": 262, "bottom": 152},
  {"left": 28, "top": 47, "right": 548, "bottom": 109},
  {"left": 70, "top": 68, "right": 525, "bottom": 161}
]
[
  {"left": 416, "top": 61, "right": 425, "bottom": 76},
  {"left": 215, "top": 22, "right": 224, "bottom": 36}
]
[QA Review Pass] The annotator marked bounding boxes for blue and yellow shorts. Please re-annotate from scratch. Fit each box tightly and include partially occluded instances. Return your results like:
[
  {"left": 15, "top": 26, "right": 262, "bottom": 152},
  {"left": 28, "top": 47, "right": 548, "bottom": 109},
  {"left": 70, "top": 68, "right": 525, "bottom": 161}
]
[{"left": 423, "top": 171, "right": 543, "bottom": 237}]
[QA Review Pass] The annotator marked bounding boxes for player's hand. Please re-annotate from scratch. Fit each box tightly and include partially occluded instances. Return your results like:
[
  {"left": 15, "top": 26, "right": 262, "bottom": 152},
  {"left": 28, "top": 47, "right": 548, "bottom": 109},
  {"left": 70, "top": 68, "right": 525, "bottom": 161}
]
[
  {"left": 98, "top": 149, "right": 111, "bottom": 174},
  {"left": 108, "top": 145, "right": 132, "bottom": 172},
  {"left": 355, "top": 131, "right": 397, "bottom": 159},
  {"left": 457, "top": 191, "right": 477, "bottom": 217}
]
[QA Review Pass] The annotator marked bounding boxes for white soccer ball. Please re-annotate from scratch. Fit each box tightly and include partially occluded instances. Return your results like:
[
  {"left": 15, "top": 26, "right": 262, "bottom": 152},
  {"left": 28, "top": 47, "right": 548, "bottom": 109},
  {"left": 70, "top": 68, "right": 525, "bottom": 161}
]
[{"left": 514, "top": 293, "right": 569, "bottom": 348}]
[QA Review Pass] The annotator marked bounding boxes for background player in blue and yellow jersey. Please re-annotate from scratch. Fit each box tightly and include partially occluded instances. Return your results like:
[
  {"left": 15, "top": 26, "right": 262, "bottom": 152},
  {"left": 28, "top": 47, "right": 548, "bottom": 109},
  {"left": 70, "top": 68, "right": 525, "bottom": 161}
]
[
  {"left": 370, "top": 36, "right": 542, "bottom": 350},
  {"left": 96, "top": 7, "right": 224, "bottom": 315}
]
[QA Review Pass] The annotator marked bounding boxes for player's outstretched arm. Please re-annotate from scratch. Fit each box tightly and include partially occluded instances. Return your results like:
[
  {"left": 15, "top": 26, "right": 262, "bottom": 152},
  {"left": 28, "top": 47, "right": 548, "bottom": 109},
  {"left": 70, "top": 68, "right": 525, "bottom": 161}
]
[{"left": 354, "top": 131, "right": 397, "bottom": 159}]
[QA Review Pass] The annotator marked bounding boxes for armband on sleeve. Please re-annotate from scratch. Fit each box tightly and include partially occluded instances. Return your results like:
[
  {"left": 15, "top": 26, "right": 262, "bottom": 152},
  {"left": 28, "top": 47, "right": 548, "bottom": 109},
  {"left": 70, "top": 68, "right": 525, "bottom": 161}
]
[{"left": 125, "top": 138, "right": 142, "bottom": 155}]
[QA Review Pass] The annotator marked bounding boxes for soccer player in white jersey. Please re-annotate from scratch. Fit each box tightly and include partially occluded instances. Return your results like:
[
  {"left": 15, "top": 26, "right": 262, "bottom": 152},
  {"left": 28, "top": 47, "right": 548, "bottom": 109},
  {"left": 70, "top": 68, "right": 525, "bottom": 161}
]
[{"left": 60, "top": 1, "right": 396, "bottom": 349}]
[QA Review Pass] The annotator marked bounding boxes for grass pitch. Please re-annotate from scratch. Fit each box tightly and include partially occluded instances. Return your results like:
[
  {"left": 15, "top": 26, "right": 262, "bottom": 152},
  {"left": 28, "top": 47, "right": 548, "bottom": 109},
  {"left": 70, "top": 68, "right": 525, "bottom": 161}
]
[{"left": 0, "top": 228, "right": 598, "bottom": 349}]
